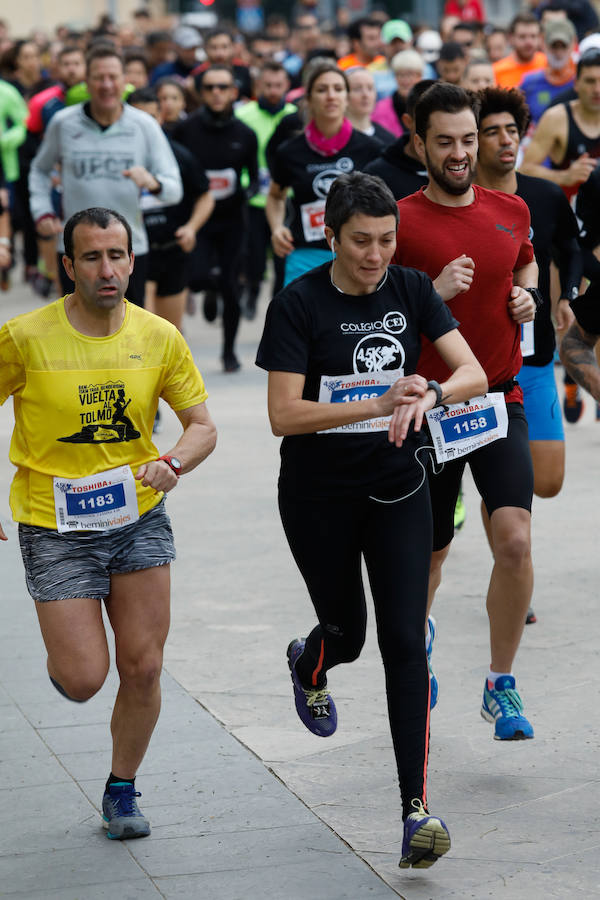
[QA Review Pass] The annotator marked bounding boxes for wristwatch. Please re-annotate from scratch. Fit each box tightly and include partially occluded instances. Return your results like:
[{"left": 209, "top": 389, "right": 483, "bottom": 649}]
[
  {"left": 524, "top": 287, "right": 544, "bottom": 310},
  {"left": 157, "top": 455, "right": 182, "bottom": 477},
  {"left": 427, "top": 380, "right": 444, "bottom": 407},
  {"left": 559, "top": 287, "right": 578, "bottom": 303}
]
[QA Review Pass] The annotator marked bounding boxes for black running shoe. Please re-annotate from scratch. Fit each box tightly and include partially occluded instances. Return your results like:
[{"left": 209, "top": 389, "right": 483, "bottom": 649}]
[
  {"left": 223, "top": 353, "right": 241, "bottom": 373},
  {"left": 203, "top": 290, "right": 218, "bottom": 322},
  {"left": 525, "top": 607, "right": 537, "bottom": 625}
]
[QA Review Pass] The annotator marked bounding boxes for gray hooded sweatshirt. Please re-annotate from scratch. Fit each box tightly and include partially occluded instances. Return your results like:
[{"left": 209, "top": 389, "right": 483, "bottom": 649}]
[{"left": 29, "top": 102, "right": 182, "bottom": 253}]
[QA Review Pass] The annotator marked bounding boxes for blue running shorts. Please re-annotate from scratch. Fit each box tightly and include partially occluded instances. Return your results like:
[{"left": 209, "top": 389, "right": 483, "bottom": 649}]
[{"left": 519, "top": 361, "right": 565, "bottom": 441}]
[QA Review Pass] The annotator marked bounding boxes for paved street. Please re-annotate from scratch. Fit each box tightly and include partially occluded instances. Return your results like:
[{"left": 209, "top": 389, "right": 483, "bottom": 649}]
[{"left": 0, "top": 277, "right": 598, "bottom": 898}]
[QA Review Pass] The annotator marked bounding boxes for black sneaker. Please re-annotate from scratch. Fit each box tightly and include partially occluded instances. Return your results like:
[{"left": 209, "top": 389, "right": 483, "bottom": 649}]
[
  {"left": 243, "top": 287, "right": 259, "bottom": 321},
  {"left": 223, "top": 352, "right": 241, "bottom": 373},
  {"left": 203, "top": 290, "right": 219, "bottom": 322},
  {"left": 525, "top": 606, "right": 537, "bottom": 625}
]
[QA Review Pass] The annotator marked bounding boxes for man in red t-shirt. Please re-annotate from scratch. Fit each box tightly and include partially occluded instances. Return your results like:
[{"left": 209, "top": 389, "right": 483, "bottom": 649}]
[{"left": 393, "top": 82, "right": 540, "bottom": 742}]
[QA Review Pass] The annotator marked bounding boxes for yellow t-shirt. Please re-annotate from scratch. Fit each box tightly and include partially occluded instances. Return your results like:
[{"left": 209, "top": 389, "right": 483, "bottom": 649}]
[{"left": 0, "top": 298, "right": 208, "bottom": 528}]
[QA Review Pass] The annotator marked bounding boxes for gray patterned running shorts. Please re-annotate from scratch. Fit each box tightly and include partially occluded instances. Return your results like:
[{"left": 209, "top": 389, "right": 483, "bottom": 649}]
[{"left": 18, "top": 499, "right": 176, "bottom": 603}]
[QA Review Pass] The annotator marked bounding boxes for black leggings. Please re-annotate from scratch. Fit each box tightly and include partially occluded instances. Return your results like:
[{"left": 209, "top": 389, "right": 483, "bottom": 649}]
[
  {"left": 279, "top": 485, "right": 433, "bottom": 819},
  {"left": 192, "top": 222, "right": 244, "bottom": 358}
]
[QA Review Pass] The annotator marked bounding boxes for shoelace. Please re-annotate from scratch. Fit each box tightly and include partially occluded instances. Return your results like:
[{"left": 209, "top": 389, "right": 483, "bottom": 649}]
[
  {"left": 303, "top": 686, "right": 330, "bottom": 708},
  {"left": 408, "top": 798, "right": 428, "bottom": 819},
  {"left": 491, "top": 687, "right": 524, "bottom": 717},
  {"left": 112, "top": 789, "right": 143, "bottom": 816}
]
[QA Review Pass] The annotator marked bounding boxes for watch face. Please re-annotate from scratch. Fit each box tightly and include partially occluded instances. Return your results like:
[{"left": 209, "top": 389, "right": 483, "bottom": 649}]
[
  {"left": 571, "top": 287, "right": 579, "bottom": 300},
  {"left": 170, "top": 457, "right": 182, "bottom": 471}
]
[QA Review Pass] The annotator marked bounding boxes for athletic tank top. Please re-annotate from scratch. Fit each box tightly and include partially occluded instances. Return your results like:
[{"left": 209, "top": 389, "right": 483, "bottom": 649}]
[{"left": 555, "top": 102, "right": 600, "bottom": 201}]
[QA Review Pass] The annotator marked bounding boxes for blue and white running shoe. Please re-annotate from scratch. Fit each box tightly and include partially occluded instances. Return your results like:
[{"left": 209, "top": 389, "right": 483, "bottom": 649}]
[
  {"left": 426, "top": 616, "right": 438, "bottom": 710},
  {"left": 102, "top": 783, "right": 151, "bottom": 839},
  {"left": 287, "top": 639, "right": 337, "bottom": 737},
  {"left": 481, "top": 675, "right": 534, "bottom": 741}
]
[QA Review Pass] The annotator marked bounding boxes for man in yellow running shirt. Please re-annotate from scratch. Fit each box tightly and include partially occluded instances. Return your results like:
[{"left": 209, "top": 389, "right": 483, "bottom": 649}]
[{"left": 0, "top": 207, "right": 217, "bottom": 840}]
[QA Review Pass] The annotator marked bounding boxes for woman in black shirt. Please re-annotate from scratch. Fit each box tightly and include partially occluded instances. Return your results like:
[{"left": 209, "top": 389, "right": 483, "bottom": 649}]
[
  {"left": 257, "top": 173, "right": 487, "bottom": 870},
  {"left": 266, "top": 60, "right": 381, "bottom": 286}
]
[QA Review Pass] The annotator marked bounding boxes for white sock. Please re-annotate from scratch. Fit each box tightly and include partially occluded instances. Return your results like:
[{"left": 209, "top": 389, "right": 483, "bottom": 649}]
[{"left": 488, "top": 669, "right": 512, "bottom": 688}]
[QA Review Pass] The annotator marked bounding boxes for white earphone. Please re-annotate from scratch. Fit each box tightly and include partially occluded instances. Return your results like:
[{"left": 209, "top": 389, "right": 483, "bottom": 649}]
[{"left": 331, "top": 237, "right": 336, "bottom": 253}]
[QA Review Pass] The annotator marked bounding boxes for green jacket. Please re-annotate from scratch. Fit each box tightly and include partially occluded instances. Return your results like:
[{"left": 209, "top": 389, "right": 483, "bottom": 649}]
[
  {"left": 0, "top": 79, "right": 28, "bottom": 182},
  {"left": 235, "top": 99, "right": 297, "bottom": 208}
]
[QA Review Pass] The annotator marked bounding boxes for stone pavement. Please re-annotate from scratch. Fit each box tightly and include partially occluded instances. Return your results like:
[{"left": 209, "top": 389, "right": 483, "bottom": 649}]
[{"left": 1, "top": 279, "right": 599, "bottom": 898}]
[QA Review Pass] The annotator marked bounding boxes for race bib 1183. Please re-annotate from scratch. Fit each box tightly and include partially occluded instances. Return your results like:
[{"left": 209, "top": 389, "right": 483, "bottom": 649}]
[{"left": 53, "top": 465, "right": 139, "bottom": 532}]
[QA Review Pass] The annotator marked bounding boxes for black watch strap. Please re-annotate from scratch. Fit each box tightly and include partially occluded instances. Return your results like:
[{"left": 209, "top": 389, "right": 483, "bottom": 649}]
[
  {"left": 427, "top": 380, "right": 444, "bottom": 407},
  {"left": 525, "top": 287, "right": 544, "bottom": 310}
]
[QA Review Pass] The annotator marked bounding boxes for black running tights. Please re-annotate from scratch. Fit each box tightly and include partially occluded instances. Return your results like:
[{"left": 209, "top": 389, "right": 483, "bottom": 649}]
[{"left": 279, "top": 486, "right": 432, "bottom": 819}]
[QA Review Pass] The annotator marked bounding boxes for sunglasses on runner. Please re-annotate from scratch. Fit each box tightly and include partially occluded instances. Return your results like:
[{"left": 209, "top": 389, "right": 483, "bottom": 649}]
[{"left": 203, "top": 82, "right": 234, "bottom": 91}]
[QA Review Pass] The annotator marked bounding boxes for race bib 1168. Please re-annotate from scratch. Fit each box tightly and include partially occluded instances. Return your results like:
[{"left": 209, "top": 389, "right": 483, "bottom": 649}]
[{"left": 317, "top": 369, "right": 402, "bottom": 434}]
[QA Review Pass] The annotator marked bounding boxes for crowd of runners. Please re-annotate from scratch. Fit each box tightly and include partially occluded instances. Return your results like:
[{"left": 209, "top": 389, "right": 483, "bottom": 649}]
[{"left": 1, "top": 0, "right": 600, "bottom": 872}]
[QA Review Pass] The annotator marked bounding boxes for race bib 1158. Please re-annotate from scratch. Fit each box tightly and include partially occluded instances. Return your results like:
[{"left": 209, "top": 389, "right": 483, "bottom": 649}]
[{"left": 425, "top": 393, "right": 508, "bottom": 463}]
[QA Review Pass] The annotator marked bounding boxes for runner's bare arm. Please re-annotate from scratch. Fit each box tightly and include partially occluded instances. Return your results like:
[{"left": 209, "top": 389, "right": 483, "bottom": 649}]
[
  {"left": 560, "top": 321, "right": 600, "bottom": 401},
  {"left": 433, "top": 255, "right": 475, "bottom": 300},
  {"left": 266, "top": 182, "right": 294, "bottom": 257},
  {"left": 135, "top": 402, "right": 217, "bottom": 490},
  {"left": 509, "top": 260, "right": 538, "bottom": 322},
  {"left": 267, "top": 371, "right": 429, "bottom": 437},
  {"left": 520, "top": 106, "right": 595, "bottom": 186},
  {"left": 175, "top": 191, "right": 215, "bottom": 252},
  {"left": 388, "top": 329, "right": 487, "bottom": 447}
]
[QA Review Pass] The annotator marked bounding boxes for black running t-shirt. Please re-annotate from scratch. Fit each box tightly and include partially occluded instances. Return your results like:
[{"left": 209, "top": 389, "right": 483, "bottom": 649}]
[
  {"left": 256, "top": 263, "right": 458, "bottom": 497},
  {"left": 516, "top": 173, "right": 582, "bottom": 367},
  {"left": 269, "top": 130, "right": 381, "bottom": 251}
]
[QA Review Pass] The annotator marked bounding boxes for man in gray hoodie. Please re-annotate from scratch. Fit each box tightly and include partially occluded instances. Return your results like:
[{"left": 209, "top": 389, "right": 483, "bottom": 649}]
[{"left": 29, "top": 43, "right": 182, "bottom": 306}]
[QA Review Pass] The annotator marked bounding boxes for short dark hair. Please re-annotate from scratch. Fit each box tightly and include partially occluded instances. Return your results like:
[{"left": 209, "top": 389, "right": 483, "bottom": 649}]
[
  {"left": 260, "top": 60, "right": 288, "bottom": 77},
  {"left": 205, "top": 28, "right": 233, "bottom": 44},
  {"left": 63, "top": 208, "right": 132, "bottom": 261},
  {"left": 478, "top": 86, "right": 530, "bottom": 138},
  {"left": 347, "top": 17, "right": 379, "bottom": 43},
  {"left": 508, "top": 12, "right": 540, "bottom": 34},
  {"left": 577, "top": 48, "right": 600, "bottom": 78},
  {"left": 146, "top": 30, "right": 172, "bottom": 46},
  {"left": 86, "top": 42, "right": 123, "bottom": 73},
  {"left": 124, "top": 51, "right": 149, "bottom": 73},
  {"left": 439, "top": 41, "right": 466, "bottom": 62},
  {"left": 57, "top": 45, "right": 84, "bottom": 62},
  {"left": 200, "top": 63, "right": 235, "bottom": 84},
  {"left": 406, "top": 79, "right": 437, "bottom": 118},
  {"left": 127, "top": 86, "right": 158, "bottom": 106},
  {"left": 324, "top": 172, "right": 398, "bottom": 237},
  {"left": 305, "top": 59, "right": 348, "bottom": 96},
  {"left": 155, "top": 76, "right": 187, "bottom": 99},
  {"left": 453, "top": 22, "right": 477, "bottom": 35},
  {"left": 415, "top": 82, "right": 480, "bottom": 140}
]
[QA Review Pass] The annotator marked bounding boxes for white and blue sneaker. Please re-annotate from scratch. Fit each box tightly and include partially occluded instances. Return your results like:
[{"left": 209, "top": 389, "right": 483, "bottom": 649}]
[
  {"left": 426, "top": 616, "right": 438, "bottom": 710},
  {"left": 102, "top": 783, "right": 151, "bottom": 839},
  {"left": 481, "top": 675, "right": 534, "bottom": 741}
]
